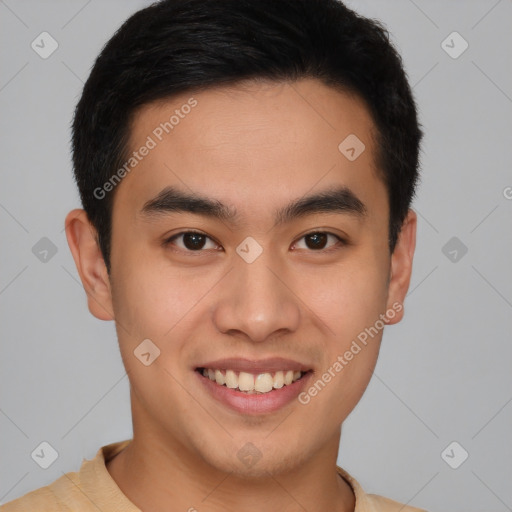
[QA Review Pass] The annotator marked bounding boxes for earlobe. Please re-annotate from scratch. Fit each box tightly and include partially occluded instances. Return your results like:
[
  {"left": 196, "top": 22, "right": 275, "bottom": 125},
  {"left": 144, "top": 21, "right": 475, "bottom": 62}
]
[
  {"left": 64, "top": 209, "right": 115, "bottom": 321},
  {"left": 385, "top": 209, "right": 417, "bottom": 325}
]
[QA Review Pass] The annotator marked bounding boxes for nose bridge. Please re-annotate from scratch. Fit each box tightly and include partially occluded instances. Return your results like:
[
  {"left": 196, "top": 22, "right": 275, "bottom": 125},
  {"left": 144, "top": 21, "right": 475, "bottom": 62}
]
[{"left": 212, "top": 244, "right": 301, "bottom": 342}]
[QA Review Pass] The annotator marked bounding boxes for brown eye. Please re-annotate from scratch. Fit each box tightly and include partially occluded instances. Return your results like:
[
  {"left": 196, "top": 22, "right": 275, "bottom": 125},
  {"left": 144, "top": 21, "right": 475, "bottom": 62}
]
[
  {"left": 183, "top": 232, "right": 207, "bottom": 250},
  {"left": 165, "top": 231, "right": 218, "bottom": 252},
  {"left": 305, "top": 233, "right": 328, "bottom": 250},
  {"left": 293, "top": 232, "right": 345, "bottom": 252}
]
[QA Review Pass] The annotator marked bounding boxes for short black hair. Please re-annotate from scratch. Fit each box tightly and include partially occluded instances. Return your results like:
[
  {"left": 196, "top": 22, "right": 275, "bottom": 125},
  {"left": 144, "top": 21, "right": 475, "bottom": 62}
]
[{"left": 71, "top": 0, "right": 423, "bottom": 274}]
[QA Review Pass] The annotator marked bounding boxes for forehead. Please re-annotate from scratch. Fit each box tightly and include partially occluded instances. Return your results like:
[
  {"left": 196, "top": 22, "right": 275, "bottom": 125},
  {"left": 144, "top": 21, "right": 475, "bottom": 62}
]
[{"left": 114, "top": 78, "right": 386, "bottom": 225}]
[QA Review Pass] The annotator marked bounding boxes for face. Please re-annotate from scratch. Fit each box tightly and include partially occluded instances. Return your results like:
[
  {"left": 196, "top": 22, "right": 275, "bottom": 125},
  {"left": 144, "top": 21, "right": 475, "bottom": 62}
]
[{"left": 66, "top": 78, "right": 416, "bottom": 477}]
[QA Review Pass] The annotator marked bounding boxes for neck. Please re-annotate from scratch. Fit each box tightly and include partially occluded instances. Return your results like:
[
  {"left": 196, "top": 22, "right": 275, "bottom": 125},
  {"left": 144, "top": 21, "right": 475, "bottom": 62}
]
[{"left": 106, "top": 398, "right": 355, "bottom": 512}]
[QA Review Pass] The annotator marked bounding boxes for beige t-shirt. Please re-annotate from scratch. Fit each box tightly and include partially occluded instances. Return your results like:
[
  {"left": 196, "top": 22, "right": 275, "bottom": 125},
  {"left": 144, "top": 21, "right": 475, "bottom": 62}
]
[{"left": 1, "top": 439, "right": 428, "bottom": 511}]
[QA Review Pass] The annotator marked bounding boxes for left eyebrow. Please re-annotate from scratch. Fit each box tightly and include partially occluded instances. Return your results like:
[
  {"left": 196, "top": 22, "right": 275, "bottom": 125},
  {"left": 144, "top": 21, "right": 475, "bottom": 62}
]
[
  {"left": 273, "top": 185, "right": 367, "bottom": 226},
  {"left": 139, "top": 184, "right": 367, "bottom": 227}
]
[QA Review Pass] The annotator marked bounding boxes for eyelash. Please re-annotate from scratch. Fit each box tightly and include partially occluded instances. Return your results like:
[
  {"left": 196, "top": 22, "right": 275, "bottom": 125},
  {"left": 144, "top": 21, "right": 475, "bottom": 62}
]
[{"left": 163, "top": 230, "right": 347, "bottom": 254}]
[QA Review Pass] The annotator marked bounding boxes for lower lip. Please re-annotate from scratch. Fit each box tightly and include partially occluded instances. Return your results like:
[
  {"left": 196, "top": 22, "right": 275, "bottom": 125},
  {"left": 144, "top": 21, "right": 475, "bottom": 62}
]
[{"left": 195, "top": 370, "right": 312, "bottom": 415}]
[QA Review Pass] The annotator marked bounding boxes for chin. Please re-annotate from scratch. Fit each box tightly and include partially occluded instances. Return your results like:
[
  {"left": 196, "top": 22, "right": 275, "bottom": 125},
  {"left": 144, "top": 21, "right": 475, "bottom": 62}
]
[{"left": 193, "top": 434, "right": 309, "bottom": 480}]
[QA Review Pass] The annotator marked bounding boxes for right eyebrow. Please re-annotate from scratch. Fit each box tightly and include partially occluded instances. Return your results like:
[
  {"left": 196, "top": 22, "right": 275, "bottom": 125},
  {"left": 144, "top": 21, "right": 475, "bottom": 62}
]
[{"left": 140, "top": 186, "right": 240, "bottom": 223}]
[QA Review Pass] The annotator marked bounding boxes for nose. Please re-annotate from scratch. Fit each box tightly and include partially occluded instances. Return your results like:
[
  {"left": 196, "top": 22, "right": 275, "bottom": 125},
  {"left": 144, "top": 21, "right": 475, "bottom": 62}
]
[{"left": 212, "top": 246, "right": 301, "bottom": 343}]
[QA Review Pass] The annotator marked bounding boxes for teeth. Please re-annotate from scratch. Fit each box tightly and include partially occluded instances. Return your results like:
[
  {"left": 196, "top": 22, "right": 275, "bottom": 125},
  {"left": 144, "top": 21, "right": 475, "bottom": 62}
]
[
  {"left": 273, "top": 370, "right": 284, "bottom": 389},
  {"left": 238, "top": 372, "right": 254, "bottom": 391},
  {"left": 255, "top": 373, "right": 274, "bottom": 393},
  {"left": 225, "top": 369, "right": 238, "bottom": 389},
  {"left": 200, "top": 368, "right": 305, "bottom": 393},
  {"left": 214, "top": 369, "right": 225, "bottom": 385}
]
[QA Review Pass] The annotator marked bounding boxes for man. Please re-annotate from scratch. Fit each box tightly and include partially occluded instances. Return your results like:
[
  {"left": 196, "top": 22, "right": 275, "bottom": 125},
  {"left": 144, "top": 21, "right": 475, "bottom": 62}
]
[{"left": 1, "top": 0, "right": 427, "bottom": 510}]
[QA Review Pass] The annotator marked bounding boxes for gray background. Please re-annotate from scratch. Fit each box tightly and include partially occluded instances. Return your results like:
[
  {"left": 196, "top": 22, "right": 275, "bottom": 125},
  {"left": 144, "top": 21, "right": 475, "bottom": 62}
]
[{"left": 1, "top": 1, "right": 511, "bottom": 510}]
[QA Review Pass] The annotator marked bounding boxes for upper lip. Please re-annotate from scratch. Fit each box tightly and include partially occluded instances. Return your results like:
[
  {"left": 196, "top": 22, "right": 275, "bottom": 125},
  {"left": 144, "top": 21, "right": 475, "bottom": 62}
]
[{"left": 196, "top": 357, "right": 312, "bottom": 374}]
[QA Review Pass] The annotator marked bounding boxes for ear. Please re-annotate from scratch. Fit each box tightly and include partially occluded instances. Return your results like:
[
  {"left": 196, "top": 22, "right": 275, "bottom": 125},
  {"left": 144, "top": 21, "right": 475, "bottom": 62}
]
[
  {"left": 385, "top": 208, "right": 417, "bottom": 325},
  {"left": 64, "top": 209, "right": 114, "bottom": 321}
]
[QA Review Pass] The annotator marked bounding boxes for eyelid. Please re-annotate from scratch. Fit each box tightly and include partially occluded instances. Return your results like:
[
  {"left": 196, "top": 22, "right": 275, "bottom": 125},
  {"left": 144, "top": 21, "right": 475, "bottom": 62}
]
[
  {"left": 163, "top": 229, "right": 348, "bottom": 253},
  {"left": 291, "top": 231, "right": 346, "bottom": 252},
  {"left": 163, "top": 230, "right": 221, "bottom": 251}
]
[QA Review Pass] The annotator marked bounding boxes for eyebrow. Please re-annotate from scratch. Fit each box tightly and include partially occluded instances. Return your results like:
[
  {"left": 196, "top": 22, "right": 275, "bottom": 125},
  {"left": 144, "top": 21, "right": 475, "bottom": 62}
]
[{"left": 139, "top": 185, "right": 367, "bottom": 227}]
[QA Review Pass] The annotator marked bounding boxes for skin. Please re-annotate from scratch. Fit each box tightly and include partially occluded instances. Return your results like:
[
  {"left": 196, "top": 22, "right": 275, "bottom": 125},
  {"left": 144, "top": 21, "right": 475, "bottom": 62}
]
[{"left": 65, "top": 78, "right": 416, "bottom": 512}]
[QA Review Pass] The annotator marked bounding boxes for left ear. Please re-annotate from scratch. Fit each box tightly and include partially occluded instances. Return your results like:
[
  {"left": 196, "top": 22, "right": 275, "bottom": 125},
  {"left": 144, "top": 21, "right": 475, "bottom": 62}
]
[{"left": 385, "top": 208, "right": 417, "bottom": 325}]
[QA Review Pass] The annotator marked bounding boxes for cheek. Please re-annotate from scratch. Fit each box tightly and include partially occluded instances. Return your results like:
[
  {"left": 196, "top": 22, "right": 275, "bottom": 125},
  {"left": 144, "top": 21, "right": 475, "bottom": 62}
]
[
  {"left": 297, "top": 254, "right": 387, "bottom": 411},
  {"left": 110, "top": 273, "right": 163, "bottom": 339},
  {"left": 300, "top": 310, "right": 383, "bottom": 427},
  {"left": 302, "top": 257, "right": 389, "bottom": 339},
  {"left": 110, "top": 247, "right": 194, "bottom": 340}
]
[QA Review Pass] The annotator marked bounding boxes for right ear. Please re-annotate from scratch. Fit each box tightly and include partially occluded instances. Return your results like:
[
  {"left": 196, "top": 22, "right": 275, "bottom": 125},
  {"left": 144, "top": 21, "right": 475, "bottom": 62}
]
[{"left": 64, "top": 209, "right": 114, "bottom": 321}]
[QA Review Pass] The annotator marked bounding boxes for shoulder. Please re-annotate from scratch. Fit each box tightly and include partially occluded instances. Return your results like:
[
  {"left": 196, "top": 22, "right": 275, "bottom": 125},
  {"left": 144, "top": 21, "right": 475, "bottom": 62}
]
[
  {"left": 366, "top": 493, "right": 429, "bottom": 512},
  {"left": 0, "top": 473, "right": 77, "bottom": 511},
  {"left": 336, "top": 466, "right": 430, "bottom": 512},
  {"left": 1, "top": 439, "right": 133, "bottom": 512}
]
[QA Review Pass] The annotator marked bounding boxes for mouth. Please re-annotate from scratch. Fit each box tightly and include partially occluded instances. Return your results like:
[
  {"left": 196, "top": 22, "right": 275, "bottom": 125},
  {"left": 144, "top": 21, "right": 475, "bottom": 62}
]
[
  {"left": 194, "top": 359, "right": 314, "bottom": 415},
  {"left": 195, "top": 367, "right": 309, "bottom": 394}
]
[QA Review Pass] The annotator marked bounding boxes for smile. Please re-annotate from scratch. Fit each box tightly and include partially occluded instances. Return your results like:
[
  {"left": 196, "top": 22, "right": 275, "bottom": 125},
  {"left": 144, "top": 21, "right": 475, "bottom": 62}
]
[{"left": 197, "top": 368, "right": 307, "bottom": 394}]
